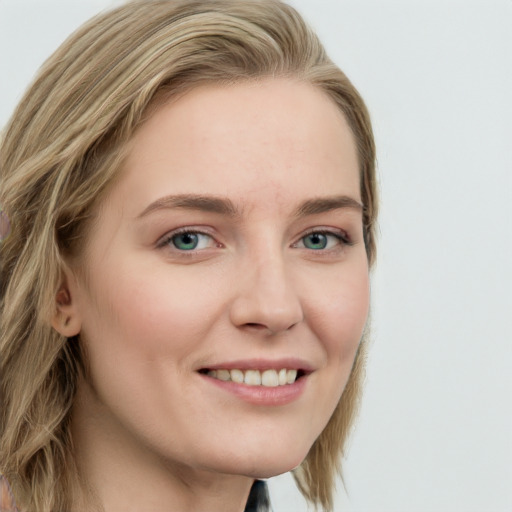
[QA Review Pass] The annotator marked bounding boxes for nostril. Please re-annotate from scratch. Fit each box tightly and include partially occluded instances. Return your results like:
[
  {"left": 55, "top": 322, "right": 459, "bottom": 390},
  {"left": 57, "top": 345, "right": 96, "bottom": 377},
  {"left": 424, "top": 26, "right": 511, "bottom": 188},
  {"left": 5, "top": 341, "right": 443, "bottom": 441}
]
[{"left": 244, "top": 323, "right": 268, "bottom": 330}]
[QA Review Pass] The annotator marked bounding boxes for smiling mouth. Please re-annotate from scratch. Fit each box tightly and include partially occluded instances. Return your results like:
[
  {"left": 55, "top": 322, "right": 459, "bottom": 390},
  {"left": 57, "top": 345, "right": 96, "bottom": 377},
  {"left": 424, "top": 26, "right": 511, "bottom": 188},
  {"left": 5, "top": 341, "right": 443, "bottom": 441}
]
[{"left": 199, "top": 368, "right": 307, "bottom": 387}]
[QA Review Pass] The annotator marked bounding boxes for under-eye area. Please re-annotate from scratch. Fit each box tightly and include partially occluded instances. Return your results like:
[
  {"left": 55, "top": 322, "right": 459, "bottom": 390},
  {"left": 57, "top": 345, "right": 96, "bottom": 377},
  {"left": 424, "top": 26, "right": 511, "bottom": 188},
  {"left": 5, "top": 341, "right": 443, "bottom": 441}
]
[{"left": 198, "top": 368, "right": 309, "bottom": 387}]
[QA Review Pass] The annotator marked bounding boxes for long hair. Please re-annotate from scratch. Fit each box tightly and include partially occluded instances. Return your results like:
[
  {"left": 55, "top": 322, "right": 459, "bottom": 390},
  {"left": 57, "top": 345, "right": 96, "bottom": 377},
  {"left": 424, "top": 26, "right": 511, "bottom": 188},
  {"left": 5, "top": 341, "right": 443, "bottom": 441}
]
[{"left": 0, "top": 1, "right": 378, "bottom": 510}]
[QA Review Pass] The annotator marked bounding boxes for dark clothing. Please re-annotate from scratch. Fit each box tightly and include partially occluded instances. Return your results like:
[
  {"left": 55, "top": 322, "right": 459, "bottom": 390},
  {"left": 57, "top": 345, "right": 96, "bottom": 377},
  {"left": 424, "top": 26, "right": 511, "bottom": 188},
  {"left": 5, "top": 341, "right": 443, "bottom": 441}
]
[{"left": 244, "top": 480, "right": 272, "bottom": 512}]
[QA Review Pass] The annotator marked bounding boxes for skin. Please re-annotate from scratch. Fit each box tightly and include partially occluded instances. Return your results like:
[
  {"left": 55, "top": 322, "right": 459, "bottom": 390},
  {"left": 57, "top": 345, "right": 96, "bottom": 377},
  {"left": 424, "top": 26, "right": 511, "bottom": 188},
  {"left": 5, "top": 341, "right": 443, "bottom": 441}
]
[{"left": 56, "top": 79, "right": 370, "bottom": 512}]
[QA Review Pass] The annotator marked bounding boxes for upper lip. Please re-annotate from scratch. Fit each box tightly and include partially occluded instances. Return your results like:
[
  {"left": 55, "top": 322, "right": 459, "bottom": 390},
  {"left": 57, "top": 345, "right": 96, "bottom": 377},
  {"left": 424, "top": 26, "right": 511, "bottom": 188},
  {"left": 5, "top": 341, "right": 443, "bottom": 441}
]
[{"left": 197, "top": 358, "right": 315, "bottom": 372}]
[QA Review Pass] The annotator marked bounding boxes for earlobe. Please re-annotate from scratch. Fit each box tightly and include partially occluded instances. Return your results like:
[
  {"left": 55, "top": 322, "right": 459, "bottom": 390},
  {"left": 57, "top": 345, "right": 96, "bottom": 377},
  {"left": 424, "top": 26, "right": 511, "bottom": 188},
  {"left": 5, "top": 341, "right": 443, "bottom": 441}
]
[{"left": 51, "top": 273, "right": 82, "bottom": 337}]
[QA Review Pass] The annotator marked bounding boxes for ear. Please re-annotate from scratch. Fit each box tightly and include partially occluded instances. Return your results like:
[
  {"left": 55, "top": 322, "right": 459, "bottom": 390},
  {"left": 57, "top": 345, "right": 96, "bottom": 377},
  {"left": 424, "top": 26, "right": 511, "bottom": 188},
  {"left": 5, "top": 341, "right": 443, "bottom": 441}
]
[{"left": 51, "top": 268, "right": 82, "bottom": 337}]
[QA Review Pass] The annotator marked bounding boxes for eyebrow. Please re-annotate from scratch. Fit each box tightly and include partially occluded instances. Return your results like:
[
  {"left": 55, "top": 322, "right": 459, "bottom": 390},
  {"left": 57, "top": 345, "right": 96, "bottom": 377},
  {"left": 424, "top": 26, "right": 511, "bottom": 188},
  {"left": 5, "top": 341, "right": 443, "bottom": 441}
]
[
  {"left": 294, "top": 196, "right": 363, "bottom": 217},
  {"left": 136, "top": 193, "right": 363, "bottom": 219},
  {"left": 137, "top": 194, "right": 240, "bottom": 219}
]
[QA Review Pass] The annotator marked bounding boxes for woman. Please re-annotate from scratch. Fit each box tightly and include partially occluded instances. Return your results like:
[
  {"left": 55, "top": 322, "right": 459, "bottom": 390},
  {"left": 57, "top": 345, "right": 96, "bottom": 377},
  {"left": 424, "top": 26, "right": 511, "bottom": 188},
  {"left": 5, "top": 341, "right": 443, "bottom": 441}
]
[{"left": 0, "top": 1, "right": 377, "bottom": 510}]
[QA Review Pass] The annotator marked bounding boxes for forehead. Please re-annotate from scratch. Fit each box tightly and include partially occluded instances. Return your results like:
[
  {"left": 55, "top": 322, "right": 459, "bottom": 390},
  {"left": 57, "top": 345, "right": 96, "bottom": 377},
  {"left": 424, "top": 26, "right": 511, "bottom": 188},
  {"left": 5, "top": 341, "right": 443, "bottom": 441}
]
[{"left": 113, "top": 78, "right": 360, "bottom": 216}]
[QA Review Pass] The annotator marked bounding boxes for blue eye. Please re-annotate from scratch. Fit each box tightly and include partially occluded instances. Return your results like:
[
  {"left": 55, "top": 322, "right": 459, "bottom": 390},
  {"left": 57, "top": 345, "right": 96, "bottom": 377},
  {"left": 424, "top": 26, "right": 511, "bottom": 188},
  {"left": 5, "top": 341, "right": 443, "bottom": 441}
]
[
  {"left": 302, "top": 233, "right": 329, "bottom": 250},
  {"left": 297, "top": 231, "right": 348, "bottom": 250},
  {"left": 169, "top": 232, "right": 213, "bottom": 251}
]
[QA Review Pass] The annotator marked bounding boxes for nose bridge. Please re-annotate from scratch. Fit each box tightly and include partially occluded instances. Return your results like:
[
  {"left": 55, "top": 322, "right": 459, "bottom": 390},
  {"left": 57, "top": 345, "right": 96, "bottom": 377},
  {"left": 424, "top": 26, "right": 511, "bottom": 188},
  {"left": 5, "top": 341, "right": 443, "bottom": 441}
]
[
  {"left": 254, "top": 251, "right": 290, "bottom": 302},
  {"left": 230, "top": 241, "right": 304, "bottom": 334}
]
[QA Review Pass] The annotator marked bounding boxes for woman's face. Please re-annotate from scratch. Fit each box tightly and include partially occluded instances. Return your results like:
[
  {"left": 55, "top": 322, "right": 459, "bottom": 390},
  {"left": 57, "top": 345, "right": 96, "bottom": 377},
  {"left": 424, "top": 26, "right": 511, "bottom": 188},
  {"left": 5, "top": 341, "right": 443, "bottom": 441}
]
[{"left": 67, "top": 79, "right": 369, "bottom": 479}]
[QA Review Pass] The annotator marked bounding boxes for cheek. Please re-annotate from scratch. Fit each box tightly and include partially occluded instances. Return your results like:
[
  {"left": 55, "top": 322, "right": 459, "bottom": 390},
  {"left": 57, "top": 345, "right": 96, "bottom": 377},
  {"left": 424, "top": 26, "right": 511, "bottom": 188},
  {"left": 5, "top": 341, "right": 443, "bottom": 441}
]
[
  {"left": 307, "top": 261, "right": 370, "bottom": 360},
  {"left": 79, "top": 260, "right": 225, "bottom": 363},
  {"left": 75, "top": 262, "right": 229, "bottom": 433},
  {"left": 306, "top": 263, "right": 369, "bottom": 425}
]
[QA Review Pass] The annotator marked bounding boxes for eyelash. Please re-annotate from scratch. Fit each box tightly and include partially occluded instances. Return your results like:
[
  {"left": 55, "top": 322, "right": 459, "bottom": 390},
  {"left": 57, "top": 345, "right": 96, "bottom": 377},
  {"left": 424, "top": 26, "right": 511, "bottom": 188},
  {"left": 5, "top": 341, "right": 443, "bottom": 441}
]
[
  {"left": 292, "top": 228, "right": 352, "bottom": 251},
  {"left": 157, "top": 226, "right": 352, "bottom": 255},
  {"left": 156, "top": 227, "right": 217, "bottom": 251}
]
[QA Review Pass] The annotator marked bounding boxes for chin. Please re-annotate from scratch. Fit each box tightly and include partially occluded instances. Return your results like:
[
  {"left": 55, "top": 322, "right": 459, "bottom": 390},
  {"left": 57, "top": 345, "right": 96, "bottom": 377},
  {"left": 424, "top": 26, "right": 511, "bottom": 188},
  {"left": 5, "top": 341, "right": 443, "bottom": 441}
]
[{"left": 210, "top": 441, "right": 311, "bottom": 479}]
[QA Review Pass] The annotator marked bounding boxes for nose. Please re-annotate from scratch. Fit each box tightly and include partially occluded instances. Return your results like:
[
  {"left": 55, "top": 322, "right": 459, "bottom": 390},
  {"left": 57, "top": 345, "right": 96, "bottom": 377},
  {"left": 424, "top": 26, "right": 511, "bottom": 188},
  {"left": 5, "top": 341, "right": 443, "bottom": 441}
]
[{"left": 229, "top": 253, "right": 304, "bottom": 335}]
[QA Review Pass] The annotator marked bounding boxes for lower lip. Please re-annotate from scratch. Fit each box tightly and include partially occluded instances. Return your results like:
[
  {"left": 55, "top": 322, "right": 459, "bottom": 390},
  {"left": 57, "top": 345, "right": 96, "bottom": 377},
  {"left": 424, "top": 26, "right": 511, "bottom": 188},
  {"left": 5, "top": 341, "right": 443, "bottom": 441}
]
[{"left": 199, "top": 373, "right": 308, "bottom": 406}]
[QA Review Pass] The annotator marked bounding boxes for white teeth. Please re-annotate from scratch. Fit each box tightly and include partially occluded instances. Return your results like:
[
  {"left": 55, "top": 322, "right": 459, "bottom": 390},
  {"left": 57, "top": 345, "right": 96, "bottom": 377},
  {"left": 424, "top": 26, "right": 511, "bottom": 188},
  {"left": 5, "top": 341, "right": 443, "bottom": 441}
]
[
  {"left": 206, "top": 368, "right": 301, "bottom": 386},
  {"left": 230, "top": 369, "right": 244, "bottom": 383},
  {"left": 286, "top": 369, "right": 297, "bottom": 384},
  {"left": 244, "top": 370, "right": 261, "bottom": 386},
  {"left": 261, "top": 369, "right": 279, "bottom": 387}
]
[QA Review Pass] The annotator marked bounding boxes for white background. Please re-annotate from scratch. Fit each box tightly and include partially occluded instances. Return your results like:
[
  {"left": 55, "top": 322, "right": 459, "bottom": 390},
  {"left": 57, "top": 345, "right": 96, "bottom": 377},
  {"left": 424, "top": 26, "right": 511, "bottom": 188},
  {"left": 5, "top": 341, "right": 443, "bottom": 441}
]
[{"left": 1, "top": 1, "right": 511, "bottom": 511}]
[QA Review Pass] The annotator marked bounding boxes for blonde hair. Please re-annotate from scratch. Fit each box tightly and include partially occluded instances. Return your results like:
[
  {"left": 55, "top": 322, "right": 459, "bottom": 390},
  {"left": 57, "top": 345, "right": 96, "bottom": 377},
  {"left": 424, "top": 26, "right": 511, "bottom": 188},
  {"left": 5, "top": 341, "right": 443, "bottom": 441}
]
[{"left": 0, "top": 1, "right": 377, "bottom": 510}]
